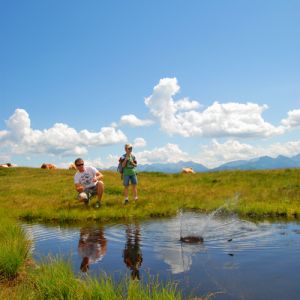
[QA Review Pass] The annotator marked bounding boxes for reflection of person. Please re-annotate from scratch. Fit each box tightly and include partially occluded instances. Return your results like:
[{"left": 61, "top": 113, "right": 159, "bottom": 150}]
[
  {"left": 78, "top": 227, "right": 107, "bottom": 272},
  {"left": 123, "top": 223, "right": 143, "bottom": 280},
  {"left": 119, "top": 144, "right": 138, "bottom": 204},
  {"left": 74, "top": 158, "right": 104, "bottom": 208}
]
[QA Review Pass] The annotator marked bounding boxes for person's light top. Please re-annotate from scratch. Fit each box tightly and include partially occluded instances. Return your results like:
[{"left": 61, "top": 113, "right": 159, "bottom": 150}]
[{"left": 74, "top": 166, "right": 98, "bottom": 188}]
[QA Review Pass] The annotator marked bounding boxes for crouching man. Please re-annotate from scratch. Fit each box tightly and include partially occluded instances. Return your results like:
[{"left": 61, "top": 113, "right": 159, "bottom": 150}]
[{"left": 74, "top": 158, "right": 104, "bottom": 208}]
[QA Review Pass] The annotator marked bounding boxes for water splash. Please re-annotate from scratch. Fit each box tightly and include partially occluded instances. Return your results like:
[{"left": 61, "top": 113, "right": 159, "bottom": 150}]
[{"left": 180, "top": 192, "right": 240, "bottom": 241}]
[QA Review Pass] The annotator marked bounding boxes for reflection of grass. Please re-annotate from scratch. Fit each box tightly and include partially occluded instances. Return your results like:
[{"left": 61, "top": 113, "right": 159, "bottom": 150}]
[
  {"left": 0, "top": 256, "right": 184, "bottom": 300},
  {"left": 1, "top": 167, "right": 300, "bottom": 222}
]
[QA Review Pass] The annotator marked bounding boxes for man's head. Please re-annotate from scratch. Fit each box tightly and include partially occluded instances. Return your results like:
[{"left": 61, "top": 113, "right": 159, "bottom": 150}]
[
  {"left": 80, "top": 256, "right": 89, "bottom": 272},
  {"left": 74, "top": 158, "right": 84, "bottom": 171}
]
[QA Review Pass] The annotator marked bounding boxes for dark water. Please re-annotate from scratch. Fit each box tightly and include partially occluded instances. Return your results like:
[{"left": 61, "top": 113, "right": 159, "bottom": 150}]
[{"left": 23, "top": 212, "right": 300, "bottom": 300}]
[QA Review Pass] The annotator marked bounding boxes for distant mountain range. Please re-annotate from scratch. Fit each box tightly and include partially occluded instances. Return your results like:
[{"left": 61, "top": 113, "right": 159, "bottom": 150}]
[
  {"left": 136, "top": 161, "right": 209, "bottom": 173},
  {"left": 212, "top": 154, "right": 300, "bottom": 171},
  {"left": 106, "top": 154, "right": 300, "bottom": 173}
]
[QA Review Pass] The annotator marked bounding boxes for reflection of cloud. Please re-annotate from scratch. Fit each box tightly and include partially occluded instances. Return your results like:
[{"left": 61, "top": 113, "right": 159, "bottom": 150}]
[
  {"left": 151, "top": 212, "right": 275, "bottom": 274},
  {"left": 157, "top": 245, "right": 194, "bottom": 274},
  {"left": 150, "top": 217, "right": 203, "bottom": 274}
]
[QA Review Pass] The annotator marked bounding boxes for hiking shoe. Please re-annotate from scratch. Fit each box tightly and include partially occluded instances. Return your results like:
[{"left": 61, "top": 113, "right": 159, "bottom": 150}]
[
  {"left": 94, "top": 201, "right": 101, "bottom": 209},
  {"left": 123, "top": 199, "right": 129, "bottom": 205}
]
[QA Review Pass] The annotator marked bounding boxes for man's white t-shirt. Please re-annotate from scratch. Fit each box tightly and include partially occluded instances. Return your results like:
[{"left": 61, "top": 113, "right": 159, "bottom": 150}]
[{"left": 74, "top": 166, "right": 98, "bottom": 189}]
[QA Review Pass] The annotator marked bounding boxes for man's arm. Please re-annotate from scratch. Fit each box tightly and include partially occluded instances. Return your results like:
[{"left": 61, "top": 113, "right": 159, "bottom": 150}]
[
  {"left": 94, "top": 171, "right": 104, "bottom": 181},
  {"left": 75, "top": 183, "right": 84, "bottom": 193}
]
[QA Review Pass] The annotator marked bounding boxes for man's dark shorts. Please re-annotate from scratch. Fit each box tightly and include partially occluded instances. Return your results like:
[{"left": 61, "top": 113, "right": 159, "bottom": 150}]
[
  {"left": 84, "top": 185, "right": 98, "bottom": 196},
  {"left": 78, "top": 185, "right": 97, "bottom": 201}
]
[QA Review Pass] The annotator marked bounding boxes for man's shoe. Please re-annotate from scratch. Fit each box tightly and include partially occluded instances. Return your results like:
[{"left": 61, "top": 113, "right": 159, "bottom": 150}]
[
  {"left": 123, "top": 199, "right": 129, "bottom": 205},
  {"left": 94, "top": 201, "right": 101, "bottom": 209}
]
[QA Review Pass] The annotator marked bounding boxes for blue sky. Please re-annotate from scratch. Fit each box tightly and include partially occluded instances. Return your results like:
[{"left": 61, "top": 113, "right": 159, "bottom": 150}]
[{"left": 1, "top": 0, "right": 300, "bottom": 168}]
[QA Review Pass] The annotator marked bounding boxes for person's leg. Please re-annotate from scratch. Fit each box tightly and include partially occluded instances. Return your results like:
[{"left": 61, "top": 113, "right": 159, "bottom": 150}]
[
  {"left": 124, "top": 186, "right": 129, "bottom": 198},
  {"left": 96, "top": 181, "right": 104, "bottom": 202},
  {"left": 131, "top": 175, "right": 138, "bottom": 200},
  {"left": 132, "top": 184, "right": 138, "bottom": 200},
  {"left": 123, "top": 176, "right": 129, "bottom": 204}
]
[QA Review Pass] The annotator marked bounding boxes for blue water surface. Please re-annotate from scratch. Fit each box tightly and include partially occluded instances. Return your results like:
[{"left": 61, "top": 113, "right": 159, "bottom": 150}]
[{"left": 23, "top": 212, "right": 300, "bottom": 300}]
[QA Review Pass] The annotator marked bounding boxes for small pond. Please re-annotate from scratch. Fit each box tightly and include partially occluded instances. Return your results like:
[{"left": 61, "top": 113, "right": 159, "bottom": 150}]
[{"left": 23, "top": 212, "right": 300, "bottom": 299}]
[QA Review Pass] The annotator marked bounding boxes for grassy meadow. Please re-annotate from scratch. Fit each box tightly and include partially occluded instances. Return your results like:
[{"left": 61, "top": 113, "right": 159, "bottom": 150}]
[{"left": 0, "top": 166, "right": 300, "bottom": 222}]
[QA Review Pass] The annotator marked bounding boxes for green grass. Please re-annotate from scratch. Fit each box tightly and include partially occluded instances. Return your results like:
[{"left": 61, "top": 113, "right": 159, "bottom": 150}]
[
  {"left": 1, "top": 167, "right": 300, "bottom": 222},
  {"left": 31, "top": 258, "right": 183, "bottom": 300},
  {"left": 0, "top": 257, "right": 184, "bottom": 300},
  {"left": 0, "top": 210, "right": 31, "bottom": 280}
]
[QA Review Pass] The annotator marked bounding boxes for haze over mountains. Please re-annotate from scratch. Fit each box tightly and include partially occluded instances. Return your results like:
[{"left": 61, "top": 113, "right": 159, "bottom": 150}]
[{"left": 109, "top": 154, "right": 300, "bottom": 173}]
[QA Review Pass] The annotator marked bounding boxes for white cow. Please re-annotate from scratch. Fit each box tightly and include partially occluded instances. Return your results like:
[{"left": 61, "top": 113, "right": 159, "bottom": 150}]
[{"left": 181, "top": 167, "right": 196, "bottom": 174}]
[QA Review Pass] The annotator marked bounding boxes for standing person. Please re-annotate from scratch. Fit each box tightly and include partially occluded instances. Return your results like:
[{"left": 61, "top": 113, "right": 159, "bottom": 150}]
[
  {"left": 120, "top": 144, "right": 138, "bottom": 204},
  {"left": 74, "top": 158, "right": 104, "bottom": 208},
  {"left": 123, "top": 223, "right": 143, "bottom": 280}
]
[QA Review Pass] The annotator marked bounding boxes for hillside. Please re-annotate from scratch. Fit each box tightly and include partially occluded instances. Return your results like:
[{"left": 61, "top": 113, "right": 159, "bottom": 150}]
[{"left": 1, "top": 167, "right": 300, "bottom": 222}]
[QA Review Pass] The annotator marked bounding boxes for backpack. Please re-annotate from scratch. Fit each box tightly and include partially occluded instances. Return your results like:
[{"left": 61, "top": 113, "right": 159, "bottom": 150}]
[{"left": 117, "top": 156, "right": 125, "bottom": 175}]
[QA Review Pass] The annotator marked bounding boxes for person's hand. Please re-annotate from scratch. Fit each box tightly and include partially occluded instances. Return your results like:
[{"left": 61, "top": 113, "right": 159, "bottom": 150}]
[
  {"left": 77, "top": 185, "right": 84, "bottom": 192},
  {"left": 94, "top": 173, "right": 104, "bottom": 181}
]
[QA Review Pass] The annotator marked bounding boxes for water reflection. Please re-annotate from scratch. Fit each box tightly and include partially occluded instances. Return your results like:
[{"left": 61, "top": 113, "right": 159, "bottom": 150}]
[
  {"left": 78, "top": 226, "right": 107, "bottom": 272},
  {"left": 123, "top": 223, "right": 143, "bottom": 280},
  {"left": 22, "top": 214, "right": 300, "bottom": 300}
]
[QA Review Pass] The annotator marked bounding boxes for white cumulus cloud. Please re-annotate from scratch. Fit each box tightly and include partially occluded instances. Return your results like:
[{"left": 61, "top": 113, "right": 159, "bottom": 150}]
[
  {"left": 120, "top": 114, "right": 154, "bottom": 127},
  {"left": 281, "top": 109, "right": 300, "bottom": 129},
  {"left": 197, "top": 139, "right": 264, "bottom": 167},
  {"left": 145, "top": 78, "right": 284, "bottom": 138},
  {"left": 135, "top": 143, "right": 189, "bottom": 165},
  {"left": 196, "top": 139, "right": 300, "bottom": 168},
  {"left": 133, "top": 137, "right": 146, "bottom": 148},
  {"left": 0, "top": 109, "right": 127, "bottom": 157}
]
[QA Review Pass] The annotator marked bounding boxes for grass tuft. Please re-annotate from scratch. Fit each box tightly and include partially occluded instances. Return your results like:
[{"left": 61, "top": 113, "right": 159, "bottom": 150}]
[{"left": 0, "top": 211, "right": 31, "bottom": 280}]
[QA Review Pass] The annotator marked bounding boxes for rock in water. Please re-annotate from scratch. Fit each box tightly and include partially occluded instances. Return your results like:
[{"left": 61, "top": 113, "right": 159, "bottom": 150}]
[{"left": 180, "top": 236, "right": 204, "bottom": 244}]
